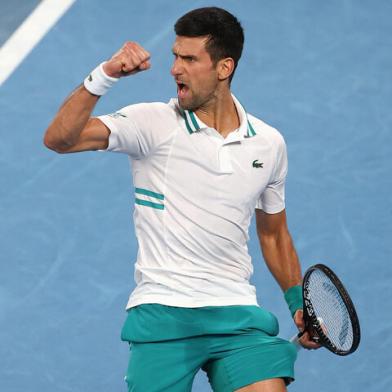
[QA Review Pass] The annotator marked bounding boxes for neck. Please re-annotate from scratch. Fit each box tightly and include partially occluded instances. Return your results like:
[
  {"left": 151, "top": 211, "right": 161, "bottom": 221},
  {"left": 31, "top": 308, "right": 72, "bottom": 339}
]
[{"left": 195, "top": 88, "right": 240, "bottom": 138}]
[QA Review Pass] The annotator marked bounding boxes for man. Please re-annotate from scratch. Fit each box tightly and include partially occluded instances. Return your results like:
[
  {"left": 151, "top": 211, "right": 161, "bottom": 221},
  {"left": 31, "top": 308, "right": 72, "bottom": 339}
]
[{"left": 44, "top": 7, "right": 319, "bottom": 392}]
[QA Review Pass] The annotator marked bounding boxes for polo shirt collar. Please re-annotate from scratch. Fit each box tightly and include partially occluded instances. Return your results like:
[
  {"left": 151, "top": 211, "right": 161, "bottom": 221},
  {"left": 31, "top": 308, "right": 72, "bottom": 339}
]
[{"left": 181, "top": 94, "right": 256, "bottom": 139}]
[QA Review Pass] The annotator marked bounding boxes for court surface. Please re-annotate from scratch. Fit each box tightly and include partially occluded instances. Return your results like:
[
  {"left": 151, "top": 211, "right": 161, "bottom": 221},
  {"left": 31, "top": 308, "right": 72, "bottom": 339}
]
[{"left": 0, "top": 1, "right": 391, "bottom": 391}]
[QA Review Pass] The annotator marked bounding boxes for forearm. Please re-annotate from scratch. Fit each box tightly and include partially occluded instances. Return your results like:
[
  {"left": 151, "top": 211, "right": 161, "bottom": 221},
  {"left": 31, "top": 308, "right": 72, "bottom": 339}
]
[
  {"left": 44, "top": 42, "right": 150, "bottom": 153},
  {"left": 44, "top": 85, "right": 99, "bottom": 152},
  {"left": 259, "top": 229, "right": 302, "bottom": 292}
]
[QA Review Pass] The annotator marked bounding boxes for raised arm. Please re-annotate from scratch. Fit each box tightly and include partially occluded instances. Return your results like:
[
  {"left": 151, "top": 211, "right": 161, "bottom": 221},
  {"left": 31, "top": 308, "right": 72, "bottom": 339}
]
[
  {"left": 43, "top": 42, "right": 151, "bottom": 154},
  {"left": 256, "top": 208, "right": 320, "bottom": 349}
]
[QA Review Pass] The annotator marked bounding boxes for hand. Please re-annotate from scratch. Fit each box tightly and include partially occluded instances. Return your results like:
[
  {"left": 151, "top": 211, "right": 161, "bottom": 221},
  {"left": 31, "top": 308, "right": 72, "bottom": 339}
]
[
  {"left": 103, "top": 41, "right": 151, "bottom": 78},
  {"left": 293, "top": 309, "right": 321, "bottom": 350}
]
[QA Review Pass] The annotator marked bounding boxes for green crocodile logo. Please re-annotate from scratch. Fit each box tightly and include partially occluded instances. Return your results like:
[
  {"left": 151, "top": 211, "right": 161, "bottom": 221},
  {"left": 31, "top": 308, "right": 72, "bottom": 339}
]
[{"left": 252, "top": 159, "right": 263, "bottom": 168}]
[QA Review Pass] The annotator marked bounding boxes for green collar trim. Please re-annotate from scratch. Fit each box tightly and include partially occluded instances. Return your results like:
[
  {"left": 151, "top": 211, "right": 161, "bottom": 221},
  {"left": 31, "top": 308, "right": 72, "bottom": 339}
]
[
  {"left": 246, "top": 120, "right": 256, "bottom": 137},
  {"left": 183, "top": 110, "right": 199, "bottom": 134},
  {"left": 180, "top": 97, "right": 257, "bottom": 138},
  {"left": 188, "top": 111, "right": 200, "bottom": 131}
]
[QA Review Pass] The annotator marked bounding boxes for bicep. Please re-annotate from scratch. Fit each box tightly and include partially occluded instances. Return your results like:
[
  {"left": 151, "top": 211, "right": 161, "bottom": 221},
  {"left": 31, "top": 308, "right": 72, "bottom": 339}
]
[
  {"left": 62, "top": 118, "right": 110, "bottom": 153},
  {"left": 255, "top": 208, "right": 288, "bottom": 239}
]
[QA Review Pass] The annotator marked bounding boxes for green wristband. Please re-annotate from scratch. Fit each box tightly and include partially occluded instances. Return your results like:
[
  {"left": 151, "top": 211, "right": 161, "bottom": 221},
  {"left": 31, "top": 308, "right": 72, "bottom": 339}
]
[{"left": 284, "top": 285, "right": 303, "bottom": 317}]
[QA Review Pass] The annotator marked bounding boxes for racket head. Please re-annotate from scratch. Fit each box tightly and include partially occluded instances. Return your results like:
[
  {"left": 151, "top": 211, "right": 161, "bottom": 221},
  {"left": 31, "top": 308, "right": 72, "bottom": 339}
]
[{"left": 302, "top": 263, "right": 361, "bottom": 356}]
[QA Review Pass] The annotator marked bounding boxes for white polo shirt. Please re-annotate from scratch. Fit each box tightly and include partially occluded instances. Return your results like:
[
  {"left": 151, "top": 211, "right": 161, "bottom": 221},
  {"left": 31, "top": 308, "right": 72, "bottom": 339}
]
[{"left": 98, "top": 95, "right": 288, "bottom": 309}]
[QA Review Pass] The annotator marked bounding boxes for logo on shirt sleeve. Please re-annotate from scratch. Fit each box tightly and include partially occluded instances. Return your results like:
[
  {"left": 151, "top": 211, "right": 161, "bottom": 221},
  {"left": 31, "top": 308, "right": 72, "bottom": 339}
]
[{"left": 108, "top": 112, "right": 127, "bottom": 118}]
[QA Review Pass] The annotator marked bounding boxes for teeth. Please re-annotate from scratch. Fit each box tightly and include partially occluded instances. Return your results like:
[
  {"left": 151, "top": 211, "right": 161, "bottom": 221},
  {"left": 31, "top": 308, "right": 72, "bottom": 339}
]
[{"left": 176, "top": 81, "right": 188, "bottom": 97}]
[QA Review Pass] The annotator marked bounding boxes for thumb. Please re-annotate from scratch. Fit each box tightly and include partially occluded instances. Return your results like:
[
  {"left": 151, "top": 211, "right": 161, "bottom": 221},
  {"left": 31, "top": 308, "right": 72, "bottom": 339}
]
[
  {"left": 138, "top": 60, "right": 151, "bottom": 71},
  {"left": 103, "top": 59, "right": 124, "bottom": 78},
  {"left": 293, "top": 309, "right": 305, "bottom": 332}
]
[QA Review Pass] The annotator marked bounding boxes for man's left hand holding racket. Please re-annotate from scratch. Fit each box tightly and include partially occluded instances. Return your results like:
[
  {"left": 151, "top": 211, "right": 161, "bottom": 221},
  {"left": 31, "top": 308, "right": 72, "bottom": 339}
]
[{"left": 293, "top": 309, "right": 321, "bottom": 350}]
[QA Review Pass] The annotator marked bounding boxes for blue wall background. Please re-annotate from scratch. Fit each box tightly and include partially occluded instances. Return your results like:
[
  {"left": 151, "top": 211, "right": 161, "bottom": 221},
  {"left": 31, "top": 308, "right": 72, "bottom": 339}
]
[{"left": 0, "top": 1, "right": 391, "bottom": 391}]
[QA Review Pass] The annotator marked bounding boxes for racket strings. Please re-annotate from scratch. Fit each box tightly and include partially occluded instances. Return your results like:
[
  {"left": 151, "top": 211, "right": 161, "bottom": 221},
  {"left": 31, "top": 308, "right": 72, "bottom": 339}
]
[{"left": 306, "top": 269, "right": 354, "bottom": 351}]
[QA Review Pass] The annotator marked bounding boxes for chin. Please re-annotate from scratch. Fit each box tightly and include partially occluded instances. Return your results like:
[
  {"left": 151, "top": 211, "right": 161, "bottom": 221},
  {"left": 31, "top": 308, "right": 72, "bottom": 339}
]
[
  {"left": 178, "top": 99, "right": 195, "bottom": 111},
  {"left": 178, "top": 96, "right": 203, "bottom": 112}
]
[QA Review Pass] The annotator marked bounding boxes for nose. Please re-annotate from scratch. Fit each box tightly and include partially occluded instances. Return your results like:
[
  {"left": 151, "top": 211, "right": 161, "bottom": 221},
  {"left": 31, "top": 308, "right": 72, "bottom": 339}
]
[{"left": 170, "top": 57, "right": 182, "bottom": 77}]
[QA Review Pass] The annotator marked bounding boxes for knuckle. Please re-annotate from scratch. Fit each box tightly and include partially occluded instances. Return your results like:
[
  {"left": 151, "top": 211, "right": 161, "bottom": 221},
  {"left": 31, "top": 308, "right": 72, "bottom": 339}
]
[
  {"left": 123, "top": 41, "right": 131, "bottom": 50},
  {"left": 124, "top": 41, "right": 136, "bottom": 51}
]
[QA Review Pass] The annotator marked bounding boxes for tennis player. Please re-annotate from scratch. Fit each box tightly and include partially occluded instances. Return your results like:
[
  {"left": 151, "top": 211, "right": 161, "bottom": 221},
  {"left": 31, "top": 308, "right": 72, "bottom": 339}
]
[{"left": 44, "top": 7, "right": 319, "bottom": 392}]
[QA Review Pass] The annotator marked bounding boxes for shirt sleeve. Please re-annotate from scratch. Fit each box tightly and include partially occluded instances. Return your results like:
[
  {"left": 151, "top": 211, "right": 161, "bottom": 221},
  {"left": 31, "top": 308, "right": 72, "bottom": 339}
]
[
  {"left": 255, "top": 133, "right": 288, "bottom": 214},
  {"left": 97, "top": 102, "right": 169, "bottom": 159}
]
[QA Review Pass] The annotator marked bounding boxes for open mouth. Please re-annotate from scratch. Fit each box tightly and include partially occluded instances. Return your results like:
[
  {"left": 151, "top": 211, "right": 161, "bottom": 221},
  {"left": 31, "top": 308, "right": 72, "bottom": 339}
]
[{"left": 176, "top": 81, "right": 189, "bottom": 99}]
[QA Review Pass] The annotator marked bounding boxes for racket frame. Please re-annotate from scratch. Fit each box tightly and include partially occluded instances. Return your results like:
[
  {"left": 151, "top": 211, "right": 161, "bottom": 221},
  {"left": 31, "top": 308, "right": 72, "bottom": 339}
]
[{"left": 302, "top": 263, "right": 361, "bottom": 356}]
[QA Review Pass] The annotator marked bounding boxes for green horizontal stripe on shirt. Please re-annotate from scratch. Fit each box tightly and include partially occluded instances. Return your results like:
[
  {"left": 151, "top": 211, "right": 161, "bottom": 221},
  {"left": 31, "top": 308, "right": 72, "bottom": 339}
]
[
  {"left": 135, "top": 198, "right": 165, "bottom": 210},
  {"left": 135, "top": 187, "right": 164, "bottom": 200}
]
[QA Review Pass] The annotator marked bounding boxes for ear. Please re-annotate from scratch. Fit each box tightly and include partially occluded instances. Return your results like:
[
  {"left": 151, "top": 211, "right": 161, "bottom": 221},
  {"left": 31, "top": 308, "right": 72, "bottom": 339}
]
[{"left": 217, "top": 57, "right": 235, "bottom": 81}]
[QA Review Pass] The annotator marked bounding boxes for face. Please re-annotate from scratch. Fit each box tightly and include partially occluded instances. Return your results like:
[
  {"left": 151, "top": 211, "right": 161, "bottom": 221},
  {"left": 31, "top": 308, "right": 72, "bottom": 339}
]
[{"left": 171, "top": 36, "right": 219, "bottom": 111}]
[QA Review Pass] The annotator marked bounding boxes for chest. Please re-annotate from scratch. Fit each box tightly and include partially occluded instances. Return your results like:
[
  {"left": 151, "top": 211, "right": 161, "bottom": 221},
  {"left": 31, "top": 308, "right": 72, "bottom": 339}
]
[{"left": 165, "top": 130, "right": 276, "bottom": 207}]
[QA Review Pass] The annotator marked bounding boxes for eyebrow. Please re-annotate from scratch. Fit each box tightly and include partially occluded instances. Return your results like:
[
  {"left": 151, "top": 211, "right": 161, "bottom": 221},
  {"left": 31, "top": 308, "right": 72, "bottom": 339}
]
[{"left": 172, "top": 50, "right": 197, "bottom": 60}]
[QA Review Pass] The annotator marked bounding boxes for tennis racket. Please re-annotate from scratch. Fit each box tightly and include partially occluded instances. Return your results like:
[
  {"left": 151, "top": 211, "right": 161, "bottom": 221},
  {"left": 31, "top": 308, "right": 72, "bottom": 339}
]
[{"left": 291, "top": 263, "right": 360, "bottom": 356}]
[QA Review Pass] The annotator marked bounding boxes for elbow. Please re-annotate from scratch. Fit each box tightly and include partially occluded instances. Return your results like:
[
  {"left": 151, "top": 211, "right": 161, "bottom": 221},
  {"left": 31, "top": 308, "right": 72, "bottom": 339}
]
[
  {"left": 43, "top": 128, "right": 71, "bottom": 154},
  {"left": 43, "top": 131, "right": 57, "bottom": 152}
]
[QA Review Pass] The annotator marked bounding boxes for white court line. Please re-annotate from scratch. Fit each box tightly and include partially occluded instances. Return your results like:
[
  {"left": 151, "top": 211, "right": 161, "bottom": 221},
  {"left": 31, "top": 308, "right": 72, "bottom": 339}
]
[{"left": 0, "top": 0, "right": 76, "bottom": 87}]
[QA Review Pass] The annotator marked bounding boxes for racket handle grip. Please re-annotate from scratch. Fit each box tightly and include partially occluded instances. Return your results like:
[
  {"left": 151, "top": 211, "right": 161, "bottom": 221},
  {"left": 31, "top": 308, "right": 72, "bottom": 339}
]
[{"left": 290, "top": 332, "right": 304, "bottom": 351}]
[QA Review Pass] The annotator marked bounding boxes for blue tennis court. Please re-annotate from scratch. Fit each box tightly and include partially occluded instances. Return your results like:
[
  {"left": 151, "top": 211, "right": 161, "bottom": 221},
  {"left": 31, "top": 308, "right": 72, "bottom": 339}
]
[{"left": 0, "top": 1, "right": 391, "bottom": 391}]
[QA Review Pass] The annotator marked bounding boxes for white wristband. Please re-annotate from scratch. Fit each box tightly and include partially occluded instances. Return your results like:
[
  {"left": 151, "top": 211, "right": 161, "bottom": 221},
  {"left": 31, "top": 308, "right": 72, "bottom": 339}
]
[{"left": 83, "top": 62, "right": 119, "bottom": 96}]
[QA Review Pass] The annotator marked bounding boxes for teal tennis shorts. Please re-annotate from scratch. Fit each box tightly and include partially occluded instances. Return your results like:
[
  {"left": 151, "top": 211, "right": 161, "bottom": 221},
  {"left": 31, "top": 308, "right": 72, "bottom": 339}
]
[{"left": 121, "top": 304, "right": 297, "bottom": 392}]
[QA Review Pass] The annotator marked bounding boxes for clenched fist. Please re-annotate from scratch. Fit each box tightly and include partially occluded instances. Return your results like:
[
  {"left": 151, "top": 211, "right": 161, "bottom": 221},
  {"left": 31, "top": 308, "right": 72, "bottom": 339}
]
[{"left": 103, "top": 42, "right": 151, "bottom": 78}]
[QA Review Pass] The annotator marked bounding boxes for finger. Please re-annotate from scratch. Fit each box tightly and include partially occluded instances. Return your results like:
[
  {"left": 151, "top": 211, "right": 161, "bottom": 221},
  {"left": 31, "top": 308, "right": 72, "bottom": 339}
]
[
  {"left": 138, "top": 60, "right": 151, "bottom": 70},
  {"left": 293, "top": 309, "right": 305, "bottom": 332},
  {"left": 121, "top": 61, "right": 151, "bottom": 76},
  {"left": 106, "top": 51, "right": 135, "bottom": 76},
  {"left": 131, "top": 48, "right": 150, "bottom": 67},
  {"left": 120, "top": 55, "right": 143, "bottom": 73},
  {"left": 122, "top": 48, "right": 149, "bottom": 72},
  {"left": 132, "top": 48, "right": 150, "bottom": 67},
  {"left": 106, "top": 41, "right": 151, "bottom": 76},
  {"left": 299, "top": 332, "right": 322, "bottom": 350},
  {"left": 123, "top": 42, "right": 150, "bottom": 64},
  {"left": 300, "top": 339, "right": 321, "bottom": 349},
  {"left": 103, "top": 58, "right": 126, "bottom": 78},
  {"left": 131, "top": 41, "right": 151, "bottom": 60},
  {"left": 140, "top": 48, "right": 151, "bottom": 62}
]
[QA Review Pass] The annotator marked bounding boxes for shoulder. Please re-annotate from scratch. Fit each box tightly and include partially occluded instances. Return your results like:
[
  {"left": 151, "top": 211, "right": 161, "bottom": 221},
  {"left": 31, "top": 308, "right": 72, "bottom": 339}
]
[
  {"left": 247, "top": 113, "right": 286, "bottom": 147},
  {"left": 116, "top": 100, "right": 179, "bottom": 123},
  {"left": 102, "top": 100, "right": 183, "bottom": 139}
]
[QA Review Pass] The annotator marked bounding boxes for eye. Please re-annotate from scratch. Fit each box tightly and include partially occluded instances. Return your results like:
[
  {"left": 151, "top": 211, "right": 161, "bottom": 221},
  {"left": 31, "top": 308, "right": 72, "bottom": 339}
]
[{"left": 172, "top": 53, "right": 196, "bottom": 62}]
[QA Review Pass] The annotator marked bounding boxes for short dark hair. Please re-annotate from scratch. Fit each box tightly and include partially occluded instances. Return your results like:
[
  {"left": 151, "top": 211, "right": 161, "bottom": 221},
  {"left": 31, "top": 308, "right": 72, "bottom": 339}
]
[{"left": 174, "top": 7, "right": 244, "bottom": 82}]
